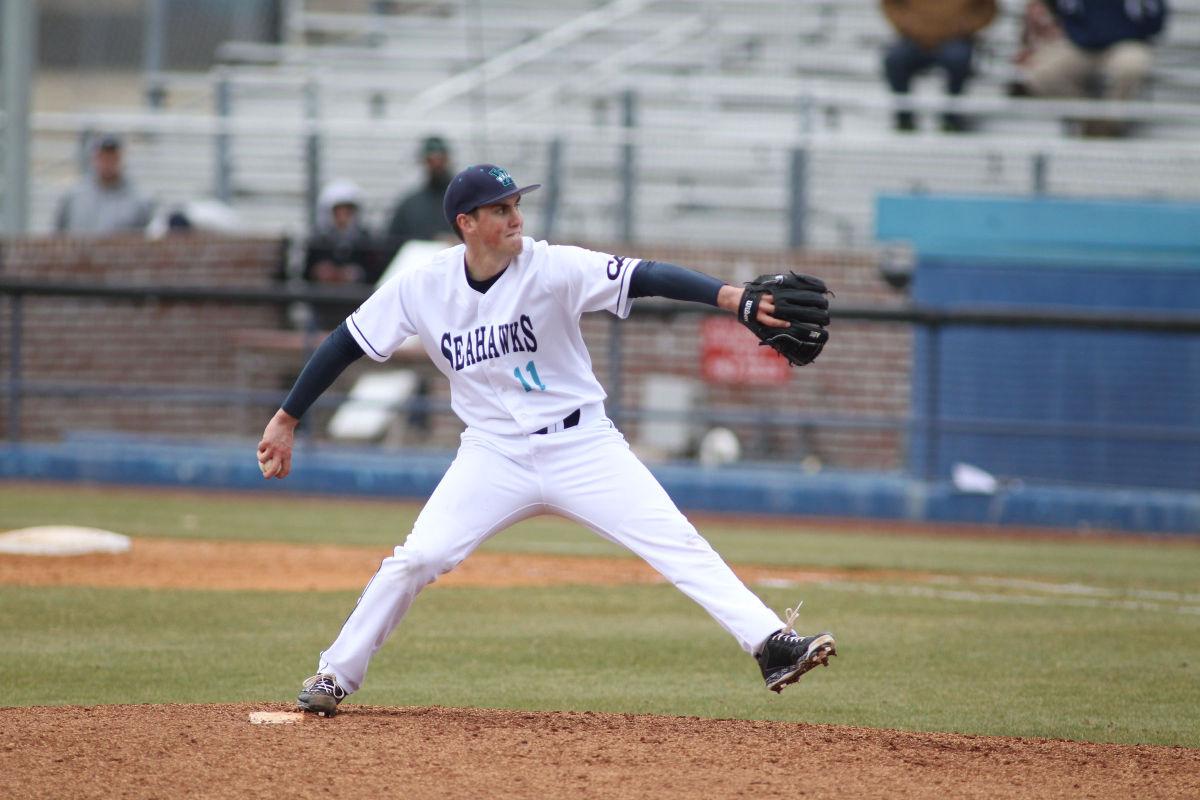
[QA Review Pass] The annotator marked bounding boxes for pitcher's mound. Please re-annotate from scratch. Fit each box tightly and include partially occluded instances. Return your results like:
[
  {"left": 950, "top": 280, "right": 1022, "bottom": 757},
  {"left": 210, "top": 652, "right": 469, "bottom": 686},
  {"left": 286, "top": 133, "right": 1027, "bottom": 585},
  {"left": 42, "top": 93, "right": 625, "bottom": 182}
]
[
  {"left": 3, "top": 703, "right": 1198, "bottom": 800},
  {"left": 0, "top": 526, "right": 131, "bottom": 556}
]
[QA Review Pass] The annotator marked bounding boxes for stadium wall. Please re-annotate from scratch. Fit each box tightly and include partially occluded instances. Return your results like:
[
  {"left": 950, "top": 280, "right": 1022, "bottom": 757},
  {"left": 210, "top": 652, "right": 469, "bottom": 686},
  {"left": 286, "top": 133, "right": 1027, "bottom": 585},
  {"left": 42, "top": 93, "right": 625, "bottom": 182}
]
[
  {"left": 4, "top": 234, "right": 1197, "bottom": 534},
  {"left": 0, "top": 236, "right": 909, "bottom": 470},
  {"left": 877, "top": 194, "right": 1200, "bottom": 491},
  {"left": 2, "top": 432, "right": 1198, "bottom": 536}
]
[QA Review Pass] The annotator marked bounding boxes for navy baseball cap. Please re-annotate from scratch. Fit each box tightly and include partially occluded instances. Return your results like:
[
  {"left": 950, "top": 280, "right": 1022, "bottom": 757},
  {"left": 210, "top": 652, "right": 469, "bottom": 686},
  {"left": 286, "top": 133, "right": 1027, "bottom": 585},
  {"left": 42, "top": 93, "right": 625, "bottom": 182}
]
[{"left": 443, "top": 164, "right": 540, "bottom": 228}]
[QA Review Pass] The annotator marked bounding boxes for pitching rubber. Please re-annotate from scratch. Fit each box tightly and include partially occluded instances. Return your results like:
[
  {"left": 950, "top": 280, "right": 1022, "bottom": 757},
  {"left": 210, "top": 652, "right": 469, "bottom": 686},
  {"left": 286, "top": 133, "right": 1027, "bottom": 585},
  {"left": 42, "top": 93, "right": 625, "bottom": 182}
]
[{"left": 248, "top": 711, "right": 304, "bottom": 725}]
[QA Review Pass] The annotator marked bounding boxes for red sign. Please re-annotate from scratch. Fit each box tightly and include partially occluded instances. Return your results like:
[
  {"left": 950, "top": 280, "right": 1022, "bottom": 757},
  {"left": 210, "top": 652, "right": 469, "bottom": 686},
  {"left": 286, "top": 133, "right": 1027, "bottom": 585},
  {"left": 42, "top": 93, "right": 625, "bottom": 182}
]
[{"left": 700, "top": 316, "right": 791, "bottom": 386}]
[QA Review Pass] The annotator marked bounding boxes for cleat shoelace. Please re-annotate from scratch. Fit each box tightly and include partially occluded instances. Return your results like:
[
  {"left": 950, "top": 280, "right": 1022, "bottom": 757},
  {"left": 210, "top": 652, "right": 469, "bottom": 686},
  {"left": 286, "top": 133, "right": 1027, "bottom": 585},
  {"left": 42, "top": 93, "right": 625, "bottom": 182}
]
[
  {"left": 781, "top": 600, "right": 803, "bottom": 635},
  {"left": 770, "top": 631, "right": 803, "bottom": 646},
  {"left": 303, "top": 675, "right": 345, "bottom": 700}
]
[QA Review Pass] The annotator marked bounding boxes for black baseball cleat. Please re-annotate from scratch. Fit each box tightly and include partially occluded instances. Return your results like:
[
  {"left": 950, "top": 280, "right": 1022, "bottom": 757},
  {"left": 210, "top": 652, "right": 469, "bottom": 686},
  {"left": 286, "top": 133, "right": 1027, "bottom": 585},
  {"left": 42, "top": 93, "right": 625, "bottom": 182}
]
[
  {"left": 297, "top": 673, "right": 347, "bottom": 717},
  {"left": 756, "top": 629, "right": 836, "bottom": 693}
]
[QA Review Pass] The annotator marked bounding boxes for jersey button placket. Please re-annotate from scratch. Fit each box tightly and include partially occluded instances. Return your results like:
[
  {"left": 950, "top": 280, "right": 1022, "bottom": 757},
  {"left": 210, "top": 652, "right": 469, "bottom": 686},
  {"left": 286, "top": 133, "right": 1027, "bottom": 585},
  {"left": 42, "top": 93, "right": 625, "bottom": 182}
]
[{"left": 480, "top": 295, "right": 526, "bottom": 430}]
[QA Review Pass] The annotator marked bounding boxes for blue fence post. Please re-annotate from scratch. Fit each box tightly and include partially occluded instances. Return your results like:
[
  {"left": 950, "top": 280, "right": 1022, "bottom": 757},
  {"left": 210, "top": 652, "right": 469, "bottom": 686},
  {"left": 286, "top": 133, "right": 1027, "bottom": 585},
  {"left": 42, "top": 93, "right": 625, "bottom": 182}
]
[
  {"left": 142, "top": 0, "right": 168, "bottom": 108},
  {"left": 923, "top": 321, "right": 941, "bottom": 481},
  {"left": 1032, "top": 152, "right": 1048, "bottom": 195},
  {"left": 214, "top": 72, "right": 233, "bottom": 204},
  {"left": 304, "top": 79, "right": 322, "bottom": 234},
  {"left": 541, "top": 136, "right": 563, "bottom": 241},
  {"left": 1, "top": 0, "right": 34, "bottom": 235},
  {"left": 608, "top": 316, "right": 624, "bottom": 430},
  {"left": 6, "top": 294, "right": 22, "bottom": 442},
  {"left": 619, "top": 89, "right": 637, "bottom": 244},
  {"left": 789, "top": 146, "right": 808, "bottom": 248}
]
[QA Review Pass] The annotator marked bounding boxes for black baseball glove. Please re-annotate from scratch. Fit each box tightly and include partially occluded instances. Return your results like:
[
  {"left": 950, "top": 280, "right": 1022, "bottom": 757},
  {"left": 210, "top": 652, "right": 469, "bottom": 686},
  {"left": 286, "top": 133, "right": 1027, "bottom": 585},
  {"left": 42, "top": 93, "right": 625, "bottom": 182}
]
[{"left": 737, "top": 271, "right": 831, "bottom": 366}]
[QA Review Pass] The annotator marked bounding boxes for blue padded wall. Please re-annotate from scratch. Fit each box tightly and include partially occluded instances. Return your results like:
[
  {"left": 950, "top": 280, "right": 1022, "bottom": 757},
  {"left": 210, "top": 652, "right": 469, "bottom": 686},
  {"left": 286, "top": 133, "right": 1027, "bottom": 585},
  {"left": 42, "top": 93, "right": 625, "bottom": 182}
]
[{"left": 878, "top": 194, "right": 1200, "bottom": 490}]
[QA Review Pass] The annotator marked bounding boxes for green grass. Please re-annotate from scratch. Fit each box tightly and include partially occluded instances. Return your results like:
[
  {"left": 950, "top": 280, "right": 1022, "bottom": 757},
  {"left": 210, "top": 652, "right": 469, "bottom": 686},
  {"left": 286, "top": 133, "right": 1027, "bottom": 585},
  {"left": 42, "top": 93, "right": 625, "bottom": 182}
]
[
  {"left": 1, "top": 482, "right": 1198, "bottom": 746},
  {"left": 1, "top": 583, "right": 1196, "bottom": 746},
  {"left": 3, "top": 483, "right": 1198, "bottom": 591},
  {"left": 0, "top": 483, "right": 418, "bottom": 547}
]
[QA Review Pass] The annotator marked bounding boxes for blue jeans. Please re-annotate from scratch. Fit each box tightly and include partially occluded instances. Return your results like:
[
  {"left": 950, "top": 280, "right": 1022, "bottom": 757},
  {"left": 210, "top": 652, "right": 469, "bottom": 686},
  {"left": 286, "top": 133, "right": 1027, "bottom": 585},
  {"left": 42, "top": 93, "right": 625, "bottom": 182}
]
[{"left": 883, "top": 36, "right": 975, "bottom": 95}]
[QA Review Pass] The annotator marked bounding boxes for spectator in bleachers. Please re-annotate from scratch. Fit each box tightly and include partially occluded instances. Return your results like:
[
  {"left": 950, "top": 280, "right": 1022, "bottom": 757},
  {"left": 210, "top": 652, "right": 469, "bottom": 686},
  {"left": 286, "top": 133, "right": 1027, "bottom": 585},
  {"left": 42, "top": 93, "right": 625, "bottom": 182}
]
[
  {"left": 304, "top": 179, "right": 387, "bottom": 329},
  {"left": 1012, "top": 0, "right": 1065, "bottom": 84},
  {"left": 54, "top": 133, "right": 155, "bottom": 235},
  {"left": 1019, "top": 0, "right": 1168, "bottom": 137},
  {"left": 880, "top": 0, "right": 998, "bottom": 133},
  {"left": 385, "top": 135, "right": 456, "bottom": 248}
]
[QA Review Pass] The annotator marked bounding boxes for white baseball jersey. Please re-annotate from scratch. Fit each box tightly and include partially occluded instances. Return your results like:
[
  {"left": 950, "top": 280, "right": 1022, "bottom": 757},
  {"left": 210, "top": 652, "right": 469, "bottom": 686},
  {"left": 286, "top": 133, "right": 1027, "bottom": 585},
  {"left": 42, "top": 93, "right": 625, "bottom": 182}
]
[
  {"left": 310, "top": 234, "right": 790, "bottom": 695},
  {"left": 346, "top": 237, "right": 639, "bottom": 435}
]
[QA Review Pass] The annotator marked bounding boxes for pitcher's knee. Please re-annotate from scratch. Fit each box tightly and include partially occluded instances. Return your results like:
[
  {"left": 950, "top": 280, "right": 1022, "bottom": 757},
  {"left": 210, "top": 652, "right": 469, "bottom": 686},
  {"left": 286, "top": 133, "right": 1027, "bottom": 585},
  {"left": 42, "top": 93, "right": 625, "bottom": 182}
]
[{"left": 379, "top": 544, "right": 452, "bottom": 587}]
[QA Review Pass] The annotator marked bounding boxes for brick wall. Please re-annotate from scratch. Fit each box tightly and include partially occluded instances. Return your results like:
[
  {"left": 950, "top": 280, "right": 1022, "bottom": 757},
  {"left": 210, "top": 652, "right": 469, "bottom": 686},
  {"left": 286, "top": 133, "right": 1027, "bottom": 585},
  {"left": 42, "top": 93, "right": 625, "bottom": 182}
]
[
  {"left": 578, "top": 244, "right": 911, "bottom": 470},
  {"left": 0, "top": 235, "right": 288, "bottom": 441},
  {"left": 0, "top": 237, "right": 911, "bottom": 469},
  {"left": 1, "top": 235, "right": 287, "bottom": 286}
]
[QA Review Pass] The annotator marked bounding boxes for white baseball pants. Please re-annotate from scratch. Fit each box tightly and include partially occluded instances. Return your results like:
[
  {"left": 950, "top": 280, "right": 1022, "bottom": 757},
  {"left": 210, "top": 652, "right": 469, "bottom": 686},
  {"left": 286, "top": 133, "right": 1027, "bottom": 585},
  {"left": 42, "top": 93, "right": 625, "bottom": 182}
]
[{"left": 318, "top": 413, "right": 784, "bottom": 693}]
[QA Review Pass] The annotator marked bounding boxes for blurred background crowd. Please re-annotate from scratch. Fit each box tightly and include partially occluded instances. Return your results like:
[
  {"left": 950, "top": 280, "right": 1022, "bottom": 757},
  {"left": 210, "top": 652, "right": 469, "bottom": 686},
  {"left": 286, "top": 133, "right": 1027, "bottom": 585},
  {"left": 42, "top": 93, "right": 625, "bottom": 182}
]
[
  {"left": 1, "top": 1, "right": 1198, "bottom": 530},
  {"left": 7, "top": 1, "right": 1196, "bottom": 254}
]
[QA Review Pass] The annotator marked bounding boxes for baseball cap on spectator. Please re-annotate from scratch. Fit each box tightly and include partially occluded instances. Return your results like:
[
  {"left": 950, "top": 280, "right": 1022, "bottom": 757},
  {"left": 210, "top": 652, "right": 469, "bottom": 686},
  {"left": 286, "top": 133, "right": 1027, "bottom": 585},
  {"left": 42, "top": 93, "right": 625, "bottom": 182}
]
[
  {"left": 421, "top": 135, "right": 450, "bottom": 156},
  {"left": 167, "top": 210, "right": 193, "bottom": 232},
  {"left": 93, "top": 133, "right": 123, "bottom": 152},
  {"left": 442, "top": 164, "right": 540, "bottom": 229}
]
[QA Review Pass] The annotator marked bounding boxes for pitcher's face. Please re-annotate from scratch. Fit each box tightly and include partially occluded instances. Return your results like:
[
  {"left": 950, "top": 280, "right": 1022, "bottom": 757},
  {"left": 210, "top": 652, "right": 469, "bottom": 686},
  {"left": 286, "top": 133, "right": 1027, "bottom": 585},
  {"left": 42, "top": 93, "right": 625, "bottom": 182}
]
[{"left": 464, "top": 195, "right": 524, "bottom": 259}]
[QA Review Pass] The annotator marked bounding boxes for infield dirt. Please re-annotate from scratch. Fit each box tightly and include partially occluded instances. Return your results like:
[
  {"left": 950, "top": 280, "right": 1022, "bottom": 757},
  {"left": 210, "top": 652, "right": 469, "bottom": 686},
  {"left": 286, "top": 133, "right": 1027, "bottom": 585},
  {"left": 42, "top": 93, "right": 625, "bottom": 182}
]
[{"left": 0, "top": 536, "right": 920, "bottom": 591}]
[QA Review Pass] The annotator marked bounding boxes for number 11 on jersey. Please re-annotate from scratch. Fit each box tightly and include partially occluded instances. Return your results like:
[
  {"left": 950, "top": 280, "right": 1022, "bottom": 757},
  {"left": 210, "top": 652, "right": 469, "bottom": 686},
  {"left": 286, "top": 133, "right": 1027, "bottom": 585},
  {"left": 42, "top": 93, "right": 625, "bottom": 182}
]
[{"left": 514, "top": 361, "right": 547, "bottom": 392}]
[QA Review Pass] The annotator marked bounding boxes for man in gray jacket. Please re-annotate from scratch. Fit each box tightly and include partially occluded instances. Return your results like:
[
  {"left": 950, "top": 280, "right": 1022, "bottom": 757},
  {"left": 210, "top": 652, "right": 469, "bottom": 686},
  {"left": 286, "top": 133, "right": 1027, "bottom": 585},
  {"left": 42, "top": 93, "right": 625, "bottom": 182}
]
[
  {"left": 55, "top": 134, "right": 154, "bottom": 235},
  {"left": 385, "top": 135, "right": 456, "bottom": 248}
]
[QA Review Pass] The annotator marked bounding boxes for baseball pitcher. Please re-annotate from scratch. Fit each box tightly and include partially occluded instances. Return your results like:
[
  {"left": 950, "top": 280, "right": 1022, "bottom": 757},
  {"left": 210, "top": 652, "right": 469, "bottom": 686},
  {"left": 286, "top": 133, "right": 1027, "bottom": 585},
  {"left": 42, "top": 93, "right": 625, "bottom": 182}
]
[{"left": 257, "top": 164, "right": 836, "bottom": 716}]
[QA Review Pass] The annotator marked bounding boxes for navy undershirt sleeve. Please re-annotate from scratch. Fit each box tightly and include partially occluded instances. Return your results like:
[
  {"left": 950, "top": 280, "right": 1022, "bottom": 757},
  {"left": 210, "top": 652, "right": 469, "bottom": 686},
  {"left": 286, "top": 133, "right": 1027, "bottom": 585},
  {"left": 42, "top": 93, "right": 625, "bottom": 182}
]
[
  {"left": 628, "top": 260, "right": 724, "bottom": 306},
  {"left": 281, "top": 321, "right": 366, "bottom": 419}
]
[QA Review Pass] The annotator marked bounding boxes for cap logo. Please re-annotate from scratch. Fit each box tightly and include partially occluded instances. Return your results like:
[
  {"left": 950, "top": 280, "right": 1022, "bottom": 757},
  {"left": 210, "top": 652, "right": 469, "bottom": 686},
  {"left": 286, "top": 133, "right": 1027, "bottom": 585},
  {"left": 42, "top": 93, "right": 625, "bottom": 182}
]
[{"left": 488, "top": 167, "right": 515, "bottom": 188}]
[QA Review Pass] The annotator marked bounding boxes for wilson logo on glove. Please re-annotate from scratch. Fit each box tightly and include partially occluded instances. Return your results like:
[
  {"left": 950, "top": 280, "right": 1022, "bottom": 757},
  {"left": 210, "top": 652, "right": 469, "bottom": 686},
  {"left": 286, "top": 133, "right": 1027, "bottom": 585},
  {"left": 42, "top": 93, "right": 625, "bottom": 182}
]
[{"left": 737, "top": 271, "right": 832, "bottom": 367}]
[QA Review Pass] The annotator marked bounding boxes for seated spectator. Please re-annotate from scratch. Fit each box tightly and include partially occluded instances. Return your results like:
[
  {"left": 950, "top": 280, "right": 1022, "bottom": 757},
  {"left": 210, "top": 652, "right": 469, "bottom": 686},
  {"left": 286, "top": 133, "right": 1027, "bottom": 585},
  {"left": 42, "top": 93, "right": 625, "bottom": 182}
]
[
  {"left": 880, "top": 0, "right": 998, "bottom": 133},
  {"left": 1012, "top": 0, "right": 1065, "bottom": 91},
  {"left": 385, "top": 135, "right": 456, "bottom": 247},
  {"left": 54, "top": 134, "right": 154, "bottom": 235},
  {"left": 304, "top": 180, "right": 386, "bottom": 330},
  {"left": 1021, "top": 0, "right": 1168, "bottom": 137}
]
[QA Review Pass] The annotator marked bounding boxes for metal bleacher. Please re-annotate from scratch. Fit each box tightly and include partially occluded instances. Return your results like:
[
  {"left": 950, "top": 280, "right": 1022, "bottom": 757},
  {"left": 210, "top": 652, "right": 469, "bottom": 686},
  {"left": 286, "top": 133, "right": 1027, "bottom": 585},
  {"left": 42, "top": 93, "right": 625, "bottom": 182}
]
[{"left": 26, "top": 0, "right": 1200, "bottom": 251}]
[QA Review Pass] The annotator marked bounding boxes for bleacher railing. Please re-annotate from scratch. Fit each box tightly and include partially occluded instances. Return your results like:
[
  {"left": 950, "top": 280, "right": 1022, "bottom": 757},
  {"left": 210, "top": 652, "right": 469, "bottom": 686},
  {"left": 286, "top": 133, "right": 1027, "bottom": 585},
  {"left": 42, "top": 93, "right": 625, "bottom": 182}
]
[{"left": 27, "top": 94, "right": 1200, "bottom": 253}]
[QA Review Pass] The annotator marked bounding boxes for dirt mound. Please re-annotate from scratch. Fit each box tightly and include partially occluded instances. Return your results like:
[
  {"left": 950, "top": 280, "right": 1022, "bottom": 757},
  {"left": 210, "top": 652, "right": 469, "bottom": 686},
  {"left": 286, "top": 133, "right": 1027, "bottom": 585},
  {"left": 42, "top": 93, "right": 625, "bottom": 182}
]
[{"left": 2, "top": 703, "right": 1196, "bottom": 799}]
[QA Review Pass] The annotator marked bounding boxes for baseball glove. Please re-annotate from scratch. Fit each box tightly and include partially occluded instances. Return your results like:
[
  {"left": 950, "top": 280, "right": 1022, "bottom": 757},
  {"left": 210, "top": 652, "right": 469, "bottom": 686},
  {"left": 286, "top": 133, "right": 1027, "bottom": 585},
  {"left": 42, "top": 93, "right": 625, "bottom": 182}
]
[{"left": 737, "top": 271, "right": 831, "bottom": 366}]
